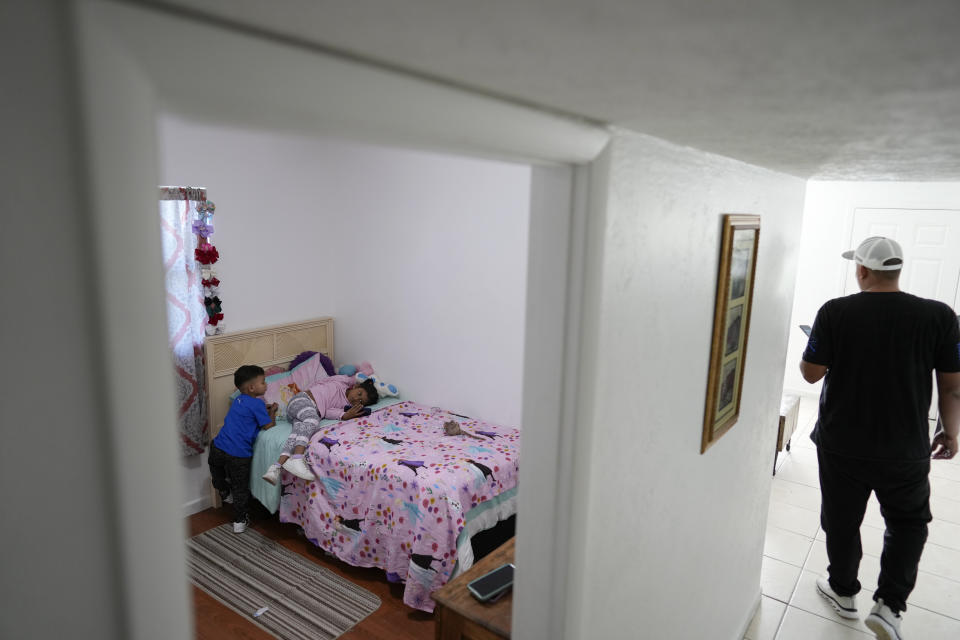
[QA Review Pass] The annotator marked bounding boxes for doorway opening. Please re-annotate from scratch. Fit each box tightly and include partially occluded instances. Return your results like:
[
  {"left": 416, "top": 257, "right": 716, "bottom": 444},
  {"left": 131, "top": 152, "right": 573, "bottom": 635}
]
[{"left": 76, "top": 2, "right": 607, "bottom": 638}]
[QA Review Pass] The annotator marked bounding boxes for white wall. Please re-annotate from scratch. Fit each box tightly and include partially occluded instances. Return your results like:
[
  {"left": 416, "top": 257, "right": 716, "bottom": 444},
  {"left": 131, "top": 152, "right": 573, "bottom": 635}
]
[
  {"left": 783, "top": 181, "right": 960, "bottom": 395},
  {"left": 0, "top": 3, "right": 127, "bottom": 637},
  {"left": 565, "top": 131, "right": 807, "bottom": 640},
  {"left": 158, "top": 115, "right": 531, "bottom": 512}
]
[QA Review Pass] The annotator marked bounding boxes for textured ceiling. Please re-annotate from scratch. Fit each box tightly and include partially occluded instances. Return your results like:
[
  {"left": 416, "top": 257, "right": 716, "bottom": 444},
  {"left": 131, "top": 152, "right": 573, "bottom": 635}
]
[{"left": 143, "top": 0, "right": 960, "bottom": 180}]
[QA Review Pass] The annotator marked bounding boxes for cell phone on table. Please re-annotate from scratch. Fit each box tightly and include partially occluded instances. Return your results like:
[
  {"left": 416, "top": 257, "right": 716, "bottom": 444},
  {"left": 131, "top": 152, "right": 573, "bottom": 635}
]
[{"left": 467, "top": 563, "right": 514, "bottom": 602}]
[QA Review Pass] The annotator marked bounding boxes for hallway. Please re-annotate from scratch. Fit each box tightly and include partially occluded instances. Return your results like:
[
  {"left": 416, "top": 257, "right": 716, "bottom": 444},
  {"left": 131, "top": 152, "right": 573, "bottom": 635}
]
[{"left": 748, "top": 395, "right": 960, "bottom": 638}]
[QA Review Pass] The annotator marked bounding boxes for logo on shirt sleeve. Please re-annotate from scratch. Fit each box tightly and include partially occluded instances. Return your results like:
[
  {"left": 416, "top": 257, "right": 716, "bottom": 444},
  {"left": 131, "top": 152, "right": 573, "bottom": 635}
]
[{"left": 807, "top": 337, "right": 818, "bottom": 353}]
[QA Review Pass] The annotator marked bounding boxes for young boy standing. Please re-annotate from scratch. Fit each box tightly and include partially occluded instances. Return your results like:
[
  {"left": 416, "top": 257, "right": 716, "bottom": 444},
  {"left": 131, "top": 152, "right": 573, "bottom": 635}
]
[{"left": 208, "top": 364, "right": 278, "bottom": 533}]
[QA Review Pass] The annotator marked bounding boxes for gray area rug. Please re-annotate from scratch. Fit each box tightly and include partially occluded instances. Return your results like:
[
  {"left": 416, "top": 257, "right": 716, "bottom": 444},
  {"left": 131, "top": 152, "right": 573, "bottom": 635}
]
[{"left": 187, "top": 524, "right": 381, "bottom": 640}]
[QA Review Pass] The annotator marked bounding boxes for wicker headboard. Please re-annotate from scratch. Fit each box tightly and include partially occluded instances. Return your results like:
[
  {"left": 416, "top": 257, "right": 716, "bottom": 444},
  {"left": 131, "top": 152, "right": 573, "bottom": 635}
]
[{"left": 204, "top": 317, "right": 334, "bottom": 441}]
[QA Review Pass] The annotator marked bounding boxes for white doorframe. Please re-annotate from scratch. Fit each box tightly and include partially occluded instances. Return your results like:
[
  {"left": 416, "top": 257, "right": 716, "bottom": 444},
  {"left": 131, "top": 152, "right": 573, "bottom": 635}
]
[{"left": 73, "top": 2, "right": 609, "bottom": 638}]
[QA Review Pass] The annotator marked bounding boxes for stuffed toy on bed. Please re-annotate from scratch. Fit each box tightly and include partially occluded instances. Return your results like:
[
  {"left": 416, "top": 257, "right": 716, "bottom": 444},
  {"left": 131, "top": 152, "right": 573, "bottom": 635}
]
[
  {"left": 355, "top": 372, "right": 399, "bottom": 398},
  {"left": 337, "top": 360, "right": 374, "bottom": 377}
]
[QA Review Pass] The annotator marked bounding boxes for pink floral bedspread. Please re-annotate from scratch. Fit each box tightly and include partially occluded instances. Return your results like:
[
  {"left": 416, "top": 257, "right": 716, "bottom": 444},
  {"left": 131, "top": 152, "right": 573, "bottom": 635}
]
[{"left": 278, "top": 401, "right": 520, "bottom": 611}]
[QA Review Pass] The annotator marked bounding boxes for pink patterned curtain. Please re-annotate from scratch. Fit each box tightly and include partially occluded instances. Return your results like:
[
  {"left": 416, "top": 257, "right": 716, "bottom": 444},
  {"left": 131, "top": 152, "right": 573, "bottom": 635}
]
[{"left": 159, "top": 187, "right": 209, "bottom": 455}]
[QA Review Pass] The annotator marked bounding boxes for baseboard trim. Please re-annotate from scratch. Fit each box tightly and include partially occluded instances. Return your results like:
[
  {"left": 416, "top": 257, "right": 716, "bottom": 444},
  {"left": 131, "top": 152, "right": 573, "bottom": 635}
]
[
  {"left": 737, "top": 590, "right": 762, "bottom": 640},
  {"left": 183, "top": 495, "right": 211, "bottom": 517}
]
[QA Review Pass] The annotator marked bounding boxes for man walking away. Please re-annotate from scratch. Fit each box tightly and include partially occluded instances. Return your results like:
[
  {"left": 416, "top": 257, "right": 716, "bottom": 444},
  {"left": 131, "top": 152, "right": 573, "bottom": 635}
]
[{"left": 800, "top": 236, "right": 960, "bottom": 640}]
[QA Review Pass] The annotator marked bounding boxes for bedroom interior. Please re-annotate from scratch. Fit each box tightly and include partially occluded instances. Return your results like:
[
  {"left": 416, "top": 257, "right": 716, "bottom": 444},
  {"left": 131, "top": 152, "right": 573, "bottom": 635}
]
[
  {"left": 195, "top": 316, "right": 521, "bottom": 630},
  {"left": 154, "top": 54, "right": 569, "bottom": 640},
  {"left": 11, "top": 1, "right": 960, "bottom": 639},
  {"left": 63, "top": 2, "right": 603, "bottom": 638},
  {"left": 158, "top": 112, "right": 537, "bottom": 519}
]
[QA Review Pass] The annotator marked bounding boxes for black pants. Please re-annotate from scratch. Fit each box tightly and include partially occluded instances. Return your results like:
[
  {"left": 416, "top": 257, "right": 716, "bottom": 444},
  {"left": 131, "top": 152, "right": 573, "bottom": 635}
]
[
  {"left": 208, "top": 445, "right": 252, "bottom": 524},
  {"left": 817, "top": 447, "right": 931, "bottom": 612}
]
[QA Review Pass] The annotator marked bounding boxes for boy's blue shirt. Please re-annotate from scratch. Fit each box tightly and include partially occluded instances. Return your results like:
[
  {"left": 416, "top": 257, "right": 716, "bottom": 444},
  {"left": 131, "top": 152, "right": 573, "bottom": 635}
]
[{"left": 213, "top": 394, "right": 272, "bottom": 457}]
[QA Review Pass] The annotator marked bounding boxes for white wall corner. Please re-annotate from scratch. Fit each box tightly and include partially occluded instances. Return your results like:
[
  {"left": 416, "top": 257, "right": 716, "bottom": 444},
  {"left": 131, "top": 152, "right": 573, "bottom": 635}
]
[{"left": 566, "top": 128, "right": 805, "bottom": 639}]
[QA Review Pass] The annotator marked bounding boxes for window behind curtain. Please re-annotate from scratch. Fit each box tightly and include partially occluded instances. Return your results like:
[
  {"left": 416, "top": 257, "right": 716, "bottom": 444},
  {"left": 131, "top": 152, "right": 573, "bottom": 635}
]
[{"left": 159, "top": 186, "right": 209, "bottom": 455}]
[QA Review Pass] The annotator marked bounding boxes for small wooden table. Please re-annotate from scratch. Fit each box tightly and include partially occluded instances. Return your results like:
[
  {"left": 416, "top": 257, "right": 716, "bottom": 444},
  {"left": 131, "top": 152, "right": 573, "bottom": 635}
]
[
  {"left": 774, "top": 393, "right": 801, "bottom": 475},
  {"left": 433, "top": 537, "right": 514, "bottom": 640}
]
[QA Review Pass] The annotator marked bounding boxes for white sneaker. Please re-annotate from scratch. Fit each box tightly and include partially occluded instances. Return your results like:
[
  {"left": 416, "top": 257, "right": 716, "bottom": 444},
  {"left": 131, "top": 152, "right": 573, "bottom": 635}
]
[
  {"left": 816, "top": 575, "right": 858, "bottom": 619},
  {"left": 261, "top": 464, "right": 281, "bottom": 486},
  {"left": 232, "top": 517, "right": 249, "bottom": 534},
  {"left": 865, "top": 598, "right": 903, "bottom": 640},
  {"left": 282, "top": 457, "right": 316, "bottom": 481}
]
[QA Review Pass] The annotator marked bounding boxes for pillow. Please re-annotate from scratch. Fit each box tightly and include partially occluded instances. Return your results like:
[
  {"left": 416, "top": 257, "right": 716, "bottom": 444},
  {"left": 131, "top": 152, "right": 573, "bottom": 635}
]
[
  {"left": 227, "top": 354, "right": 332, "bottom": 413},
  {"left": 289, "top": 350, "right": 335, "bottom": 377},
  {"left": 260, "top": 353, "right": 330, "bottom": 413},
  {"left": 288, "top": 353, "right": 330, "bottom": 390},
  {"left": 356, "top": 372, "right": 400, "bottom": 398},
  {"left": 267, "top": 380, "right": 303, "bottom": 415},
  {"left": 257, "top": 371, "right": 299, "bottom": 415}
]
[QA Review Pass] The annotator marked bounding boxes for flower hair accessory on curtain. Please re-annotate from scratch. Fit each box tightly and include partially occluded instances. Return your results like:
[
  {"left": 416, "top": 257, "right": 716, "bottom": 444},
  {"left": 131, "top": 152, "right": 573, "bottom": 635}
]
[
  {"left": 200, "top": 266, "right": 222, "bottom": 336},
  {"left": 201, "top": 275, "right": 220, "bottom": 297},
  {"left": 204, "top": 295, "right": 222, "bottom": 315},
  {"left": 191, "top": 220, "right": 214, "bottom": 237},
  {"left": 194, "top": 195, "right": 224, "bottom": 335},
  {"left": 195, "top": 244, "right": 219, "bottom": 264}
]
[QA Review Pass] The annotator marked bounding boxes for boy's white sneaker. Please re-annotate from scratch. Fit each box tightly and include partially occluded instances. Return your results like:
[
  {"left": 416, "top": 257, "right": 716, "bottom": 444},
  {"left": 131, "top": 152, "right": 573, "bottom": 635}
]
[
  {"left": 816, "top": 575, "right": 859, "bottom": 619},
  {"left": 282, "top": 457, "right": 317, "bottom": 481},
  {"left": 232, "top": 517, "right": 249, "bottom": 534},
  {"left": 865, "top": 599, "right": 903, "bottom": 640},
  {"left": 261, "top": 464, "right": 281, "bottom": 486}
]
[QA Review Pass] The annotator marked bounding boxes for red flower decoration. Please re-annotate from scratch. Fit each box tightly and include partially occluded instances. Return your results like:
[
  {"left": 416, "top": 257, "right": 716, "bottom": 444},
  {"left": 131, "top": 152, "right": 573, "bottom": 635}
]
[
  {"left": 194, "top": 244, "right": 220, "bottom": 265},
  {"left": 208, "top": 313, "right": 224, "bottom": 326},
  {"left": 201, "top": 277, "right": 221, "bottom": 287}
]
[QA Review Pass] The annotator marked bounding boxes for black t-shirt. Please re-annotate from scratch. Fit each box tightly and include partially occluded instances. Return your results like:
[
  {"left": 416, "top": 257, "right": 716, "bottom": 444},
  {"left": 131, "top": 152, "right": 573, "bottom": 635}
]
[{"left": 803, "top": 291, "right": 960, "bottom": 461}]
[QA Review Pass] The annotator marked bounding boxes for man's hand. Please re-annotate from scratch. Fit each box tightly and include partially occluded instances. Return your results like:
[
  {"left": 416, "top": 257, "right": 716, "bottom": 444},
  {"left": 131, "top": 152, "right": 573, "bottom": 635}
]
[
  {"left": 935, "top": 371, "right": 960, "bottom": 460},
  {"left": 342, "top": 404, "right": 365, "bottom": 420},
  {"left": 931, "top": 431, "right": 958, "bottom": 460}
]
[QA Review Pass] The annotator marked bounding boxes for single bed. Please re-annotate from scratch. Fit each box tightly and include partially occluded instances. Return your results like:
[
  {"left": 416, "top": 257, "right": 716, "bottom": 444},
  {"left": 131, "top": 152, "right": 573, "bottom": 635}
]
[{"left": 204, "top": 318, "right": 520, "bottom": 612}]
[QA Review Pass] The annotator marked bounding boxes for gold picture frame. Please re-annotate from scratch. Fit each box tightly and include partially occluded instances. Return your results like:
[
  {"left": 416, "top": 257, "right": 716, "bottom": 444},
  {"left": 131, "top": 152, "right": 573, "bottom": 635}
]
[{"left": 702, "top": 214, "right": 760, "bottom": 453}]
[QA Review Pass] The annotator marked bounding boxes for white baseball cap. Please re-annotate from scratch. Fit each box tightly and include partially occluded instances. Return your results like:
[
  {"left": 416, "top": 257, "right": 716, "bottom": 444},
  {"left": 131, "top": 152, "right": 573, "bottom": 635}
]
[{"left": 841, "top": 236, "right": 904, "bottom": 271}]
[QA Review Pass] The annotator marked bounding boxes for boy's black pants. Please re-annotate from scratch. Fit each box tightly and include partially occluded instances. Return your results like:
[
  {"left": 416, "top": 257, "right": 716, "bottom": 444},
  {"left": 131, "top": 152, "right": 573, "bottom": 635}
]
[
  {"left": 208, "top": 445, "right": 252, "bottom": 524},
  {"left": 817, "top": 447, "right": 931, "bottom": 613}
]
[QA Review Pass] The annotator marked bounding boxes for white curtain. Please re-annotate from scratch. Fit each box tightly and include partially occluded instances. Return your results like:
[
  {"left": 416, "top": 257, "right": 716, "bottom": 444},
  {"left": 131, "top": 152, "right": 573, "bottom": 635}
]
[{"left": 159, "top": 187, "right": 209, "bottom": 455}]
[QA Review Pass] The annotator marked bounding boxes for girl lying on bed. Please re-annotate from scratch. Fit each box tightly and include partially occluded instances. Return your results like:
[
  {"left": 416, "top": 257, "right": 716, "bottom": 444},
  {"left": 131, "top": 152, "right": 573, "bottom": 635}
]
[{"left": 261, "top": 375, "right": 379, "bottom": 484}]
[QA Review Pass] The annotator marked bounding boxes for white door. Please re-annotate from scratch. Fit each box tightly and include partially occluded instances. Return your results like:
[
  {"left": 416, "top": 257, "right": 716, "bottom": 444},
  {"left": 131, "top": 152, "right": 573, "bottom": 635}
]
[{"left": 846, "top": 208, "right": 960, "bottom": 421}]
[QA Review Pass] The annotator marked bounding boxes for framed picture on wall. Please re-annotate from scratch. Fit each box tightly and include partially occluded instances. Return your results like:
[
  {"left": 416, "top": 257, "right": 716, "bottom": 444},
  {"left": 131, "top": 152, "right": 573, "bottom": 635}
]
[{"left": 702, "top": 214, "right": 761, "bottom": 454}]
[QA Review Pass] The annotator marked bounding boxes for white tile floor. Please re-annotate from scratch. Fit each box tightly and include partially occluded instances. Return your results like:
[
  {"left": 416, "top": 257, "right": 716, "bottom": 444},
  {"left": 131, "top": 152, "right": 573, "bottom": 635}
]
[{"left": 745, "top": 395, "right": 960, "bottom": 639}]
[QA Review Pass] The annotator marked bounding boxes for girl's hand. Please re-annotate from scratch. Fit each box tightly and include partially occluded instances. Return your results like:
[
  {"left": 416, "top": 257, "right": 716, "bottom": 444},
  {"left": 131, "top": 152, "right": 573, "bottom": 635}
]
[{"left": 343, "top": 404, "right": 364, "bottom": 420}]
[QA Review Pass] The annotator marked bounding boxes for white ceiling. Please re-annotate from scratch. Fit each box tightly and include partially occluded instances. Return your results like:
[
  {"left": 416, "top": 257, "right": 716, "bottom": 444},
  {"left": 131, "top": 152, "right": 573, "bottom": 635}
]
[{"left": 145, "top": 0, "right": 960, "bottom": 180}]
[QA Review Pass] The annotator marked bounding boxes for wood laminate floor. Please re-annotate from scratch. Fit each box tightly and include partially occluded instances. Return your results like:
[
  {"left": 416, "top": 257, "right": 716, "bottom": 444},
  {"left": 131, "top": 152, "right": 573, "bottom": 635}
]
[{"left": 188, "top": 505, "right": 435, "bottom": 640}]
